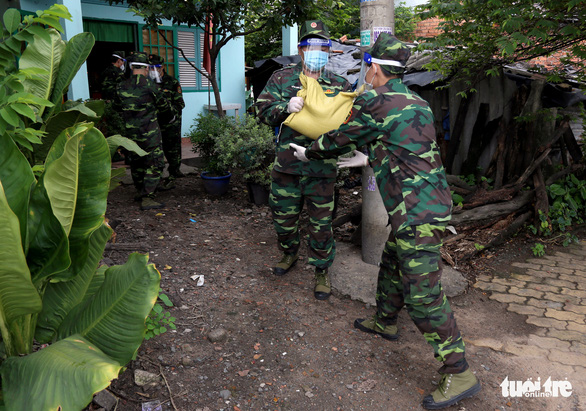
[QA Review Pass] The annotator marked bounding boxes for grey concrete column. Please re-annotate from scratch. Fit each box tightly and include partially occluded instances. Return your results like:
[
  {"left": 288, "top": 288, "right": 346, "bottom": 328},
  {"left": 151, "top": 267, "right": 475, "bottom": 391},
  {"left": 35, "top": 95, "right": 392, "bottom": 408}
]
[{"left": 359, "top": 0, "right": 394, "bottom": 264}]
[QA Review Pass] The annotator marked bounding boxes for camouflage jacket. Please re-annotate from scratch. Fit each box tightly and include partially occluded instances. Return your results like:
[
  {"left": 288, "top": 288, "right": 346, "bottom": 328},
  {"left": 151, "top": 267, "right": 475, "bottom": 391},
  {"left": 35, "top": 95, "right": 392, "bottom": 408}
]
[
  {"left": 306, "top": 78, "right": 452, "bottom": 229},
  {"left": 115, "top": 74, "right": 171, "bottom": 150},
  {"left": 159, "top": 72, "right": 185, "bottom": 121},
  {"left": 256, "top": 62, "right": 352, "bottom": 178},
  {"left": 100, "top": 64, "right": 124, "bottom": 101}
]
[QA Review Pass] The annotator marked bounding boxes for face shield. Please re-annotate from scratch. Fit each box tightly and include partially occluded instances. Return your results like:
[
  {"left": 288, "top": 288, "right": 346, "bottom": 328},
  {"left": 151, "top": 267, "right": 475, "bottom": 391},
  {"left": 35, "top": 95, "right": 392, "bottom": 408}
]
[
  {"left": 113, "top": 54, "right": 127, "bottom": 73},
  {"left": 357, "top": 52, "right": 405, "bottom": 93},
  {"left": 299, "top": 37, "right": 332, "bottom": 76},
  {"left": 129, "top": 62, "right": 149, "bottom": 73},
  {"left": 149, "top": 64, "right": 162, "bottom": 83}
]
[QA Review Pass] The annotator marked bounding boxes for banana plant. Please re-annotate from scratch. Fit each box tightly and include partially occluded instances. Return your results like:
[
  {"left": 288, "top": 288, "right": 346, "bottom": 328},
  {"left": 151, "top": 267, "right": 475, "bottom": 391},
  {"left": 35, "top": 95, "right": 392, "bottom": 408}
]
[
  {"left": 0, "top": 6, "right": 161, "bottom": 410},
  {"left": 0, "top": 122, "right": 161, "bottom": 410}
]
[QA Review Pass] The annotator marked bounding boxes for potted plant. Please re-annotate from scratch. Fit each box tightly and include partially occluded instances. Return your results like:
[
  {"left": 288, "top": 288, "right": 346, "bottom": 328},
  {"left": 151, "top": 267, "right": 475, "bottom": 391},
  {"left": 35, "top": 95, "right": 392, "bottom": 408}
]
[
  {"left": 188, "top": 112, "right": 234, "bottom": 195},
  {"left": 215, "top": 115, "right": 276, "bottom": 204}
]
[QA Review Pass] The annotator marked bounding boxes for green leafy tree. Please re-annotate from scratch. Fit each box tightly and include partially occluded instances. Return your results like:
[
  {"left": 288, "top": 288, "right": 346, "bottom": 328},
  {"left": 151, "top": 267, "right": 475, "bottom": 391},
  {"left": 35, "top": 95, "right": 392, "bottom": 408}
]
[
  {"left": 111, "top": 0, "right": 334, "bottom": 116},
  {"left": 245, "top": 1, "right": 418, "bottom": 66},
  {"left": 417, "top": 0, "right": 586, "bottom": 88},
  {"left": 394, "top": 1, "right": 419, "bottom": 42}
]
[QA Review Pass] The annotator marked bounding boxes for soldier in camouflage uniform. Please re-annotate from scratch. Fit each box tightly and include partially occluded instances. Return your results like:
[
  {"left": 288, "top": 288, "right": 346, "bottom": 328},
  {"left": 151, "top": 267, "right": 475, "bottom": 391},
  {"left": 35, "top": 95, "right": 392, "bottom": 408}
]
[
  {"left": 256, "top": 20, "right": 352, "bottom": 300},
  {"left": 149, "top": 54, "right": 186, "bottom": 186},
  {"left": 115, "top": 51, "right": 172, "bottom": 210},
  {"left": 100, "top": 51, "right": 126, "bottom": 101},
  {"left": 290, "top": 33, "right": 481, "bottom": 409}
]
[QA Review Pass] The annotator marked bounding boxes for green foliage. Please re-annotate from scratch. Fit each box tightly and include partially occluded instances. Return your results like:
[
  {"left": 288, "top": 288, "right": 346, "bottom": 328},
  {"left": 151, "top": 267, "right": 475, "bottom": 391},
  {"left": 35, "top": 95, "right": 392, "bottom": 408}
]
[
  {"left": 215, "top": 115, "right": 276, "bottom": 187},
  {"left": 145, "top": 292, "right": 177, "bottom": 340},
  {"left": 0, "top": 7, "right": 160, "bottom": 409},
  {"left": 528, "top": 174, "right": 585, "bottom": 247},
  {"left": 417, "top": 0, "right": 586, "bottom": 88},
  {"left": 451, "top": 191, "right": 464, "bottom": 206},
  {"left": 189, "top": 113, "right": 276, "bottom": 184},
  {"left": 546, "top": 174, "right": 586, "bottom": 235},
  {"left": 394, "top": 2, "right": 420, "bottom": 42},
  {"left": 531, "top": 242, "right": 546, "bottom": 256},
  {"left": 188, "top": 112, "right": 234, "bottom": 175},
  {"left": 1, "top": 5, "right": 99, "bottom": 164},
  {"left": 245, "top": 1, "right": 419, "bottom": 64}
]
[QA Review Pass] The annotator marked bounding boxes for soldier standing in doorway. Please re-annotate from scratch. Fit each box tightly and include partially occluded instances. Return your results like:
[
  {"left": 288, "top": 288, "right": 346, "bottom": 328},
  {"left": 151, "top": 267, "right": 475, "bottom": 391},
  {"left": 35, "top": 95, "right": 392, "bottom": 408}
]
[
  {"left": 149, "top": 54, "right": 186, "bottom": 189},
  {"left": 115, "top": 51, "right": 172, "bottom": 210}
]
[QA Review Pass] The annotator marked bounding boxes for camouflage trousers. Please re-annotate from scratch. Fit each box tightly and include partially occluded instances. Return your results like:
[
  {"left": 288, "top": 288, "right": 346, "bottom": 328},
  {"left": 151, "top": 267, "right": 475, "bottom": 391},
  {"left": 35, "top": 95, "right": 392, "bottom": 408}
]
[
  {"left": 376, "top": 223, "right": 468, "bottom": 374},
  {"left": 161, "top": 119, "right": 182, "bottom": 177},
  {"left": 128, "top": 145, "right": 165, "bottom": 198},
  {"left": 269, "top": 170, "right": 336, "bottom": 270}
]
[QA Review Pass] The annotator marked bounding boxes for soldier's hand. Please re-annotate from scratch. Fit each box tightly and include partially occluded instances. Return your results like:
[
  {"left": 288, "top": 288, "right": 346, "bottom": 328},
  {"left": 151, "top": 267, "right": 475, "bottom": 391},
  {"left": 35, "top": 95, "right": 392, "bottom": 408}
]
[
  {"left": 337, "top": 150, "right": 368, "bottom": 168},
  {"left": 289, "top": 143, "right": 308, "bottom": 162},
  {"left": 287, "top": 97, "right": 304, "bottom": 113}
]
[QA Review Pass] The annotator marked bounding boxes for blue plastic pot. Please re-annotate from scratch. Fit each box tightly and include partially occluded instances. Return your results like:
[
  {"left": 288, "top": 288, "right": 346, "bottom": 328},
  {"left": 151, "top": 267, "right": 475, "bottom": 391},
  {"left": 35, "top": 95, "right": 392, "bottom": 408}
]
[{"left": 201, "top": 172, "right": 232, "bottom": 195}]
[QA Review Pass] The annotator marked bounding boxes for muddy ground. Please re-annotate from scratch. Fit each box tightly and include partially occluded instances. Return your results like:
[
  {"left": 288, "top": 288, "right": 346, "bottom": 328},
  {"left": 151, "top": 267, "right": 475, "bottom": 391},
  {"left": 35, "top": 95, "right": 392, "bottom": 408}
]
[{"left": 98, "top": 170, "right": 582, "bottom": 411}]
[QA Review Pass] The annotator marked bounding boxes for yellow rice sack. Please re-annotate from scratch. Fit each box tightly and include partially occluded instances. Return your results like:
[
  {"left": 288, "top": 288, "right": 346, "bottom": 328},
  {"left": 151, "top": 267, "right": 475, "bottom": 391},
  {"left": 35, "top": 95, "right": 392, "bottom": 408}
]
[{"left": 284, "top": 73, "right": 358, "bottom": 139}]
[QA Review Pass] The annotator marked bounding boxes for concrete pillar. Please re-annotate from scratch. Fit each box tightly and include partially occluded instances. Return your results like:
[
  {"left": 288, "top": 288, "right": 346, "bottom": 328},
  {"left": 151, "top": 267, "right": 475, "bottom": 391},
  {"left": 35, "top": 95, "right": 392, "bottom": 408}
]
[
  {"left": 282, "top": 24, "right": 298, "bottom": 57},
  {"left": 359, "top": 0, "right": 394, "bottom": 265},
  {"left": 58, "top": 0, "right": 90, "bottom": 101}
]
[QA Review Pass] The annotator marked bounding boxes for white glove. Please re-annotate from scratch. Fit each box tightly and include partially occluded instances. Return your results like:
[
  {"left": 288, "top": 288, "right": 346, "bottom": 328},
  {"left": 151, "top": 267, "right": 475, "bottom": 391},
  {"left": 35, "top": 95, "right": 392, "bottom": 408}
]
[
  {"left": 337, "top": 150, "right": 369, "bottom": 168},
  {"left": 287, "top": 96, "right": 304, "bottom": 113},
  {"left": 289, "top": 143, "right": 309, "bottom": 162}
]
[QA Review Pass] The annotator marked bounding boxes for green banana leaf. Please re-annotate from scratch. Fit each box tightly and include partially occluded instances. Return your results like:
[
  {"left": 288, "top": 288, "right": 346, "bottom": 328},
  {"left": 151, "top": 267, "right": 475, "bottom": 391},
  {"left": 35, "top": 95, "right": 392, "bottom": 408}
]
[
  {"left": 0, "top": 135, "right": 35, "bottom": 247},
  {"left": 36, "top": 101, "right": 101, "bottom": 164},
  {"left": 34, "top": 223, "right": 111, "bottom": 344},
  {"left": 0, "top": 181, "right": 42, "bottom": 356},
  {"left": 57, "top": 253, "right": 160, "bottom": 366},
  {"left": 19, "top": 29, "right": 64, "bottom": 119},
  {"left": 47, "top": 32, "right": 95, "bottom": 120},
  {"left": 43, "top": 124, "right": 110, "bottom": 282},
  {"left": 106, "top": 134, "right": 148, "bottom": 158},
  {"left": 0, "top": 334, "right": 121, "bottom": 411},
  {"left": 26, "top": 174, "right": 70, "bottom": 286}
]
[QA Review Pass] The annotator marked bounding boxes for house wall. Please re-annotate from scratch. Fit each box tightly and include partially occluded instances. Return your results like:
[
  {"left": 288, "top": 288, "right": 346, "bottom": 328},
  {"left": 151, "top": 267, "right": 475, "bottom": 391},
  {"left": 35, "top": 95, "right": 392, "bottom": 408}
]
[{"left": 19, "top": 0, "right": 245, "bottom": 137}]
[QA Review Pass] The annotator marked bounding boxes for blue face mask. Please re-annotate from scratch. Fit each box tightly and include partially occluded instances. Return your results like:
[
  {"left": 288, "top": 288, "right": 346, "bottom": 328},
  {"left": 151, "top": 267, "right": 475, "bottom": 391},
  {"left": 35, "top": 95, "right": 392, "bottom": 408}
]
[{"left": 303, "top": 50, "right": 329, "bottom": 72}]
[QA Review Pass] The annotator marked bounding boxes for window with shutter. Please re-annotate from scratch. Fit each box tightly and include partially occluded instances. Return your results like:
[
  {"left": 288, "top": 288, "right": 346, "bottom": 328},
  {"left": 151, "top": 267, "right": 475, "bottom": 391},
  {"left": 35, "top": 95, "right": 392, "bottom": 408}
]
[{"left": 137, "top": 26, "right": 219, "bottom": 92}]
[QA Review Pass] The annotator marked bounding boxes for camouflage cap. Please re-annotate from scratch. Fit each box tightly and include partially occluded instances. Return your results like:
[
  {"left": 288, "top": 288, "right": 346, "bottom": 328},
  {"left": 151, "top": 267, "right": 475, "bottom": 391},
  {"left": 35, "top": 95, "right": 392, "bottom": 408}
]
[
  {"left": 364, "top": 32, "right": 411, "bottom": 75},
  {"left": 299, "top": 20, "right": 330, "bottom": 41},
  {"left": 112, "top": 51, "right": 125, "bottom": 59},
  {"left": 129, "top": 51, "right": 149, "bottom": 65},
  {"left": 149, "top": 54, "right": 164, "bottom": 65}
]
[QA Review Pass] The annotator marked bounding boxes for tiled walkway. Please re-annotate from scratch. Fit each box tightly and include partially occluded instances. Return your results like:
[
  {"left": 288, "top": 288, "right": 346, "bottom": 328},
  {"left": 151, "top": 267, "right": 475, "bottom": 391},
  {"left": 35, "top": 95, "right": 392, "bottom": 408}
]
[{"left": 473, "top": 241, "right": 586, "bottom": 407}]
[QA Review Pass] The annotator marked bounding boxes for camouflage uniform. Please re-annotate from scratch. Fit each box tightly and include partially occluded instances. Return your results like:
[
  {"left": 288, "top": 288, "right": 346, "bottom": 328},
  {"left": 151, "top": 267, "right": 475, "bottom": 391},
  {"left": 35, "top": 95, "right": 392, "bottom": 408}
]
[
  {"left": 306, "top": 37, "right": 467, "bottom": 374},
  {"left": 100, "top": 64, "right": 125, "bottom": 101},
  {"left": 257, "top": 61, "right": 352, "bottom": 270},
  {"left": 159, "top": 73, "right": 184, "bottom": 177},
  {"left": 150, "top": 55, "right": 186, "bottom": 178},
  {"left": 115, "top": 56, "right": 172, "bottom": 199}
]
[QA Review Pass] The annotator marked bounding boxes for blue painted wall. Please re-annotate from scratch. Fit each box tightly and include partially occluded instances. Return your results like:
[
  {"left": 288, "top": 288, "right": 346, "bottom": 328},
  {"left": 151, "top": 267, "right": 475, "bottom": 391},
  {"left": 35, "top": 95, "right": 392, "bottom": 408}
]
[{"left": 19, "top": 0, "right": 245, "bottom": 137}]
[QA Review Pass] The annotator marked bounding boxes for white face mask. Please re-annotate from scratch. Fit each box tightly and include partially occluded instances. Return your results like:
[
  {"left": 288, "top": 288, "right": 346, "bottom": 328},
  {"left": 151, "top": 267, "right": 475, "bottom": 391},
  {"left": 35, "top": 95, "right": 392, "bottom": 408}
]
[{"left": 364, "top": 64, "right": 377, "bottom": 90}]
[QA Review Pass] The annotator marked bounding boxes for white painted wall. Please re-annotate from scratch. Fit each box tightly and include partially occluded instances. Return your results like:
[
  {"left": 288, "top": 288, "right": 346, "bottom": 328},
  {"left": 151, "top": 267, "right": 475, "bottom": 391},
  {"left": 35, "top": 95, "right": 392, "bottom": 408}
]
[{"left": 19, "top": 0, "right": 246, "bottom": 137}]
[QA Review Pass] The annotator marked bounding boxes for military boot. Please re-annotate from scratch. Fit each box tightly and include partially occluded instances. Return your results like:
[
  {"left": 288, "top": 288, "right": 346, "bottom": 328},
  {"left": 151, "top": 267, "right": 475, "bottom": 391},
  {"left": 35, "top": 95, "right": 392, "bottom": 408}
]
[
  {"left": 353, "top": 315, "right": 399, "bottom": 341},
  {"left": 314, "top": 268, "right": 331, "bottom": 300},
  {"left": 422, "top": 369, "right": 481, "bottom": 410},
  {"left": 273, "top": 253, "right": 298, "bottom": 276},
  {"left": 141, "top": 196, "right": 165, "bottom": 211},
  {"left": 157, "top": 178, "right": 176, "bottom": 191}
]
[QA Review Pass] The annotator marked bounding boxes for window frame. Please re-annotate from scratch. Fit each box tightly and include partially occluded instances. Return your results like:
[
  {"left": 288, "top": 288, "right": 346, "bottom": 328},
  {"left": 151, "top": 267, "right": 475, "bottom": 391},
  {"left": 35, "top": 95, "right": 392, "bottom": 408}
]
[{"left": 137, "top": 24, "right": 220, "bottom": 93}]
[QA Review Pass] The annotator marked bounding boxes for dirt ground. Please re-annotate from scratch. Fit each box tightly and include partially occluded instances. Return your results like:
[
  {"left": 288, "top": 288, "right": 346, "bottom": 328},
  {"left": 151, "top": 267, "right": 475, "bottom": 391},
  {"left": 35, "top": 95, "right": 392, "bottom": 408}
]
[{"left": 100, "top": 170, "right": 582, "bottom": 411}]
